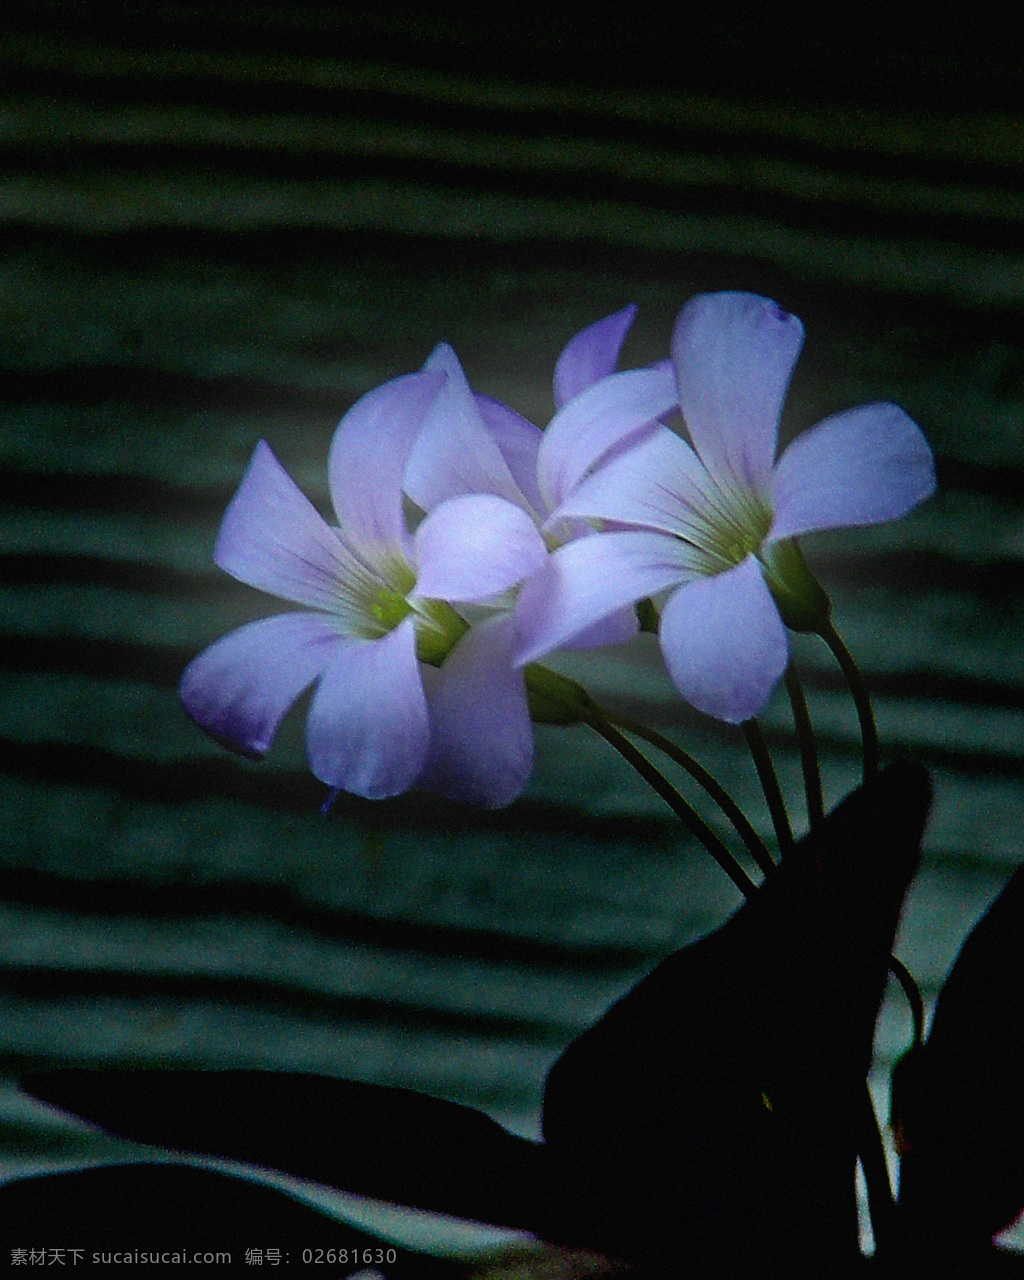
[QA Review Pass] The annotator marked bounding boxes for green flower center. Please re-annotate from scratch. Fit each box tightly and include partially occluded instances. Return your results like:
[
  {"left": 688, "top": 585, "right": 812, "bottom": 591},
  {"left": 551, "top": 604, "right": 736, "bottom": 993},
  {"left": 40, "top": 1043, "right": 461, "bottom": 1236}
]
[
  {"left": 669, "top": 476, "right": 831, "bottom": 633},
  {"left": 413, "top": 597, "right": 470, "bottom": 666},
  {"left": 366, "top": 583, "right": 415, "bottom": 633},
  {"left": 348, "top": 560, "right": 468, "bottom": 665},
  {"left": 691, "top": 491, "right": 773, "bottom": 575}
]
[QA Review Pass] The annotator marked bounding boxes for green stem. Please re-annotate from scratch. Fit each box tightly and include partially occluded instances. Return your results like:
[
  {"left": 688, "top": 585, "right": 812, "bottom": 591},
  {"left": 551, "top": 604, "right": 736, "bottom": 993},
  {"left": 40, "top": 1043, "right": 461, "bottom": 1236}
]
[
  {"left": 583, "top": 711, "right": 757, "bottom": 901},
  {"left": 819, "top": 619, "right": 879, "bottom": 781},
  {"left": 784, "top": 662, "right": 825, "bottom": 832},
  {"left": 859, "top": 1082, "right": 896, "bottom": 1256},
  {"left": 889, "top": 954, "right": 926, "bottom": 1047},
  {"left": 605, "top": 711, "right": 774, "bottom": 878},
  {"left": 741, "top": 719, "right": 795, "bottom": 858}
]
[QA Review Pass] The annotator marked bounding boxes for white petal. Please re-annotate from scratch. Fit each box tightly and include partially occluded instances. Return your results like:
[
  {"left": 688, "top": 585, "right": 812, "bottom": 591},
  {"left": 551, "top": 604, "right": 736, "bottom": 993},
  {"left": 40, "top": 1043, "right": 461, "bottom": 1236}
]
[
  {"left": 549, "top": 422, "right": 723, "bottom": 548},
  {"left": 553, "top": 304, "right": 637, "bottom": 408},
  {"left": 514, "top": 530, "right": 699, "bottom": 666},
  {"left": 422, "top": 616, "right": 533, "bottom": 807},
  {"left": 404, "top": 344, "right": 528, "bottom": 511},
  {"left": 214, "top": 441, "right": 363, "bottom": 611},
  {"left": 474, "top": 393, "right": 546, "bottom": 516},
  {"left": 327, "top": 370, "right": 446, "bottom": 562},
  {"left": 560, "top": 604, "right": 638, "bottom": 650},
  {"left": 180, "top": 612, "right": 340, "bottom": 756}
]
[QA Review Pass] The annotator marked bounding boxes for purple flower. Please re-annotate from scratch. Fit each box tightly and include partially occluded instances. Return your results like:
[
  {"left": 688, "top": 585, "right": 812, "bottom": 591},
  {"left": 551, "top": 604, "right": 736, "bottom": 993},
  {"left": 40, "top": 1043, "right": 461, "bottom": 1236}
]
[
  {"left": 373, "top": 310, "right": 675, "bottom": 799},
  {"left": 180, "top": 370, "right": 551, "bottom": 806},
  {"left": 382, "top": 314, "right": 669, "bottom": 796},
  {"left": 406, "top": 306, "right": 677, "bottom": 636},
  {"left": 407, "top": 310, "right": 669, "bottom": 617},
  {"left": 408, "top": 305, "right": 675, "bottom": 529},
  {"left": 515, "top": 292, "right": 936, "bottom": 723}
]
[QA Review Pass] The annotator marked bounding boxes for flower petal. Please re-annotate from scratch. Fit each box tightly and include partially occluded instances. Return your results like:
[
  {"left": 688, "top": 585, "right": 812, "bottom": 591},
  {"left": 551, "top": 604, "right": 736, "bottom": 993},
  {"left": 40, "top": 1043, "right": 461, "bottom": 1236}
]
[
  {"left": 214, "top": 442, "right": 365, "bottom": 611},
  {"left": 305, "top": 617, "right": 429, "bottom": 798},
  {"left": 658, "top": 556, "right": 788, "bottom": 723},
  {"left": 421, "top": 615, "right": 533, "bottom": 807},
  {"left": 672, "top": 292, "right": 803, "bottom": 496},
  {"left": 561, "top": 603, "right": 638, "bottom": 650},
  {"left": 413, "top": 493, "right": 548, "bottom": 602},
  {"left": 404, "top": 344, "right": 528, "bottom": 512},
  {"left": 474, "top": 393, "right": 546, "bottom": 516},
  {"left": 328, "top": 370, "right": 446, "bottom": 562},
  {"left": 180, "top": 612, "right": 340, "bottom": 756},
  {"left": 548, "top": 421, "right": 721, "bottom": 550},
  {"left": 769, "top": 402, "right": 936, "bottom": 541},
  {"left": 537, "top": 363, "right": 678, "bottom": 513},
  {"left": 514, "top": 530, "right": 699, "bottom": 666},
  {"left": 553, "top": 304, "right": 638, "bottom": 409}
]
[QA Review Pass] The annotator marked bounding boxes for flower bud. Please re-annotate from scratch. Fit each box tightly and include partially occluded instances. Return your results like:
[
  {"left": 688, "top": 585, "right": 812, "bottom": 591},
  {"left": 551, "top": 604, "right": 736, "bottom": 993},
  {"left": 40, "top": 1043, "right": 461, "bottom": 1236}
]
[
  {"left": 757, "top": 538, "right": 832, "bottom": 634},
  {"left": 524, "top": 664, "right": 600, "bottom": 725}
]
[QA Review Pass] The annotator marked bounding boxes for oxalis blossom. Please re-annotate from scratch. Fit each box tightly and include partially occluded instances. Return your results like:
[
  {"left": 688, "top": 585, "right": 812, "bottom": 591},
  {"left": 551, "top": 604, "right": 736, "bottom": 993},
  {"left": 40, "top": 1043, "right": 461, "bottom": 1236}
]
[
  {"left": 407, "top": 305, "right": 675, "bottom": 638},
  {"left": 515, "top": 291, "right": 936, "bottom": 723},
  {"left": 180, "top": 370, "right": 555, "bottom": 807},
  {"left": 385, "top": 308, "right": 674, "bottom": 791},
  {"left": 180, "top": 304, "right": 675, "bottom": 809}
]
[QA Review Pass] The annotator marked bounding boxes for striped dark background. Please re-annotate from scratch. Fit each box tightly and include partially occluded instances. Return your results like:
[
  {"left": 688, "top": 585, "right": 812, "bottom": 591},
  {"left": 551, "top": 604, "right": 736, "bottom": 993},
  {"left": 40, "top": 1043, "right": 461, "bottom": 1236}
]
[{"left": 2, "top": 1, "right": 1023, "bottom": 1259}]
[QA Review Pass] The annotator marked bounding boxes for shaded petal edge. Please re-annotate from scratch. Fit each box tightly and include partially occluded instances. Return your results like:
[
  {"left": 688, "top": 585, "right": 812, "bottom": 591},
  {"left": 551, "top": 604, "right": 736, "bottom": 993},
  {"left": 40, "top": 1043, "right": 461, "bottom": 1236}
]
[
  {"left": 553, "top": 304, "right": 637, "bottom": 409},
  {"left": 180, "top": 612, "right": 340, "bottom": 756},
  {"left": 474, "top": 393, "right": 546, "bottom": 516},
  {"left": 422, "top": 615, "right": 533, "bottom": 808}
]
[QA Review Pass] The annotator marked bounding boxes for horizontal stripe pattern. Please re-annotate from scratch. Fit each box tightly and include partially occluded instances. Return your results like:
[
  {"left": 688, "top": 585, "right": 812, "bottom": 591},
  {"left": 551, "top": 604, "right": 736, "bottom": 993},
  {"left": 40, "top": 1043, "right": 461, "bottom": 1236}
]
[{"left": 2, "top": 10, "right": 1023, "bottom": 1251}]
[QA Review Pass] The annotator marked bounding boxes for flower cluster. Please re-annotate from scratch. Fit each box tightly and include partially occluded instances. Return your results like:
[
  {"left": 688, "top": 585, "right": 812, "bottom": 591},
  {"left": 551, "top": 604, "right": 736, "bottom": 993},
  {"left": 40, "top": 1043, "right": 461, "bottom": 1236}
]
[{"left": 181, "top": 292, "right": 935, "bottom": 807}]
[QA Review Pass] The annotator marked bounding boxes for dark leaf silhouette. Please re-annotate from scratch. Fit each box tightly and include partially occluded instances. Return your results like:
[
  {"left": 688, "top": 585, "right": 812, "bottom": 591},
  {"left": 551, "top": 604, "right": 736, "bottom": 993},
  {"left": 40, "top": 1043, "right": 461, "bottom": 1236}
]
[
  {"left": 892, "top": 863, "right": 1024, "bottom": 1263},
  {"left": 0, "top": 1162, "right": 461, "bottom": 1276},
  {"left": 13, "top": 1073, "right": 553, "bottom": 1235},
  {"left": 20, "top": 763, "right": 933, "bottom": 1276},
  {"left": 540, "top": 761, "right": 929, "bottom": 1276}
]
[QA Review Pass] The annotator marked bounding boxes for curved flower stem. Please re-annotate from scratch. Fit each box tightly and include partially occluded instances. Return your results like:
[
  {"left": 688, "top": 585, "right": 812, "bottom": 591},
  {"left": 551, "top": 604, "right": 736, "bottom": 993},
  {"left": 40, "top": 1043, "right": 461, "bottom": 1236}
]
[
  {"left": 604, "top": 710, "right": 775, "bottom": 878},
  {"left": 783, "top": 662, "right": 825, "bottom": 833},
  {"left": 741, "top": 720, "right": 795, "bottom": 858},
  {"left": 818, "top": 619, "right": 879, "bottom": 781},
  {"left": 582, "top": 710, "right": 757, "bottom": 901},
  {"left": 889, "top": 954, "right": 926, "bottom": 1047},
  {"left": 859, "top": 1082, "right": 896, "bottom": 1256}
]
